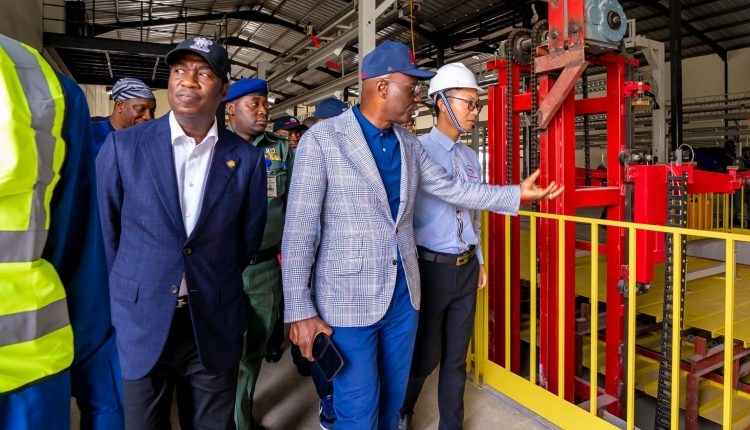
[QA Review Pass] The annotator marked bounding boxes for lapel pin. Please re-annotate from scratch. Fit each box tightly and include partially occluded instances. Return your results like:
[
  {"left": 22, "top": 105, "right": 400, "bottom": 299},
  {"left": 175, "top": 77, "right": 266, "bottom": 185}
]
[{"left": 226, "top": 159, "right": 236, "bottom": 169}]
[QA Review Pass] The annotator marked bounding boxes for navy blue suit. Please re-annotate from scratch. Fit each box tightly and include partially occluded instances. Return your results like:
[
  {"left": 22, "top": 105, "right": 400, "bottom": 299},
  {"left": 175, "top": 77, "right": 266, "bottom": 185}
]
[{"left": 96, "top": 114, "right": 267, "bottom": 381}]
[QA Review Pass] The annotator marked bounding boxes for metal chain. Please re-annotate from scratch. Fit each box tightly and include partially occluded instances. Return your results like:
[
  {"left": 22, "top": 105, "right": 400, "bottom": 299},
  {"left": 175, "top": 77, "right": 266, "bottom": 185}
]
[
  {"left": 582, "top": 71, "right": 591, "bottom": 186},
  {"left": 530, "top": 20, "right": 546, "bottom": 211},
  {"left": 505, "top": 31, "right": 515, "bottom": 185}
]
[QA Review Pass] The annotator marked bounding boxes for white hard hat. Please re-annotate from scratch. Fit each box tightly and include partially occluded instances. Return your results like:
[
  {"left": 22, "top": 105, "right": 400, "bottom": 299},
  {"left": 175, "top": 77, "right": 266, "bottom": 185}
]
[{"left": 427, "top": 62, "right": 482, "bottom": 97}]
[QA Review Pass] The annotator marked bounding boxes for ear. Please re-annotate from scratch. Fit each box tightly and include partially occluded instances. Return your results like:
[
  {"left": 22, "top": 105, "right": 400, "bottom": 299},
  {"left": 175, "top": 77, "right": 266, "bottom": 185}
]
[
  {"left": 225, "top": 102, "right": 235, "bottom": 116},
  {"left": 436, "top": 97, "right": 448, "bottom": 114},
  {"left": 376, "top": 79, "right": 388, "bottom": 99},
  {"left": 114, "top": 100, "right": 124, "bottom": 112},
  {"left": 220, "top": 82, "right": 229, "bottom": 99}
]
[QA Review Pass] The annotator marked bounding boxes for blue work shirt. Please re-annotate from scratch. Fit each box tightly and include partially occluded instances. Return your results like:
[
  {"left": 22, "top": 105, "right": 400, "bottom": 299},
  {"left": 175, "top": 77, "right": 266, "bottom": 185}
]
[
  {"left": 43, "top": 74, "right": 124, "bottom": 427},
  {"left": 414, "top": 127, "right": 484, "bottom": 263},
  {"left": 91, "top": 116, "right": 115, "bottom": 154},
  {"left": 352, "top": 105, "right": 408, "bottom": 297}
]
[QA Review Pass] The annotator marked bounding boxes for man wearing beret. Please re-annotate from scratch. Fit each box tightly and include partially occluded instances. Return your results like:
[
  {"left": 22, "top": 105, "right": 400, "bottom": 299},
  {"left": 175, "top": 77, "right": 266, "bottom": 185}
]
[
  {"left": 96, "top": 37, "right": 267, "bottom": 429},
  {"left": 282, "top": 40, "right": 563, "bottom": 429},
  {"left": 223, "top": 78, "right": 294, "bottom": 430},
  {"left": 272, "top": 115, "right": 307, "bottom": 150},
  {"left": 91, "top": 77, "right": 156, "bottom": 153}
]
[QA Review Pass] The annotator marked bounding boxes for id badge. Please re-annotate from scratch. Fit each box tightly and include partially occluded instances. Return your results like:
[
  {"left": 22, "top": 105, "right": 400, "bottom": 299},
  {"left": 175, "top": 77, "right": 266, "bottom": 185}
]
[
  {"left": 267, "top": 171, "right": 287, "bottom": 198},
  {"left": 267, "top": 175, "right": 278, "bottom": 198}
]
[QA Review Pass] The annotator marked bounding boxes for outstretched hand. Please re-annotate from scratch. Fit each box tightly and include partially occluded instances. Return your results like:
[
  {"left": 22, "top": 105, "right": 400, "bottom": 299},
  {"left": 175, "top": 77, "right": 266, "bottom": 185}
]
[{"left": 520, "top": 169, "right": 565, "bottom": 201}]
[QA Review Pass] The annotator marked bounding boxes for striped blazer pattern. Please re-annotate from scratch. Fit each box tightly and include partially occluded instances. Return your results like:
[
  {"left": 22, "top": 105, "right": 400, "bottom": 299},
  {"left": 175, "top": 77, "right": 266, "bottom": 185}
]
[{"left": 281, "top": 108, "right": 520, "bottom": 327}]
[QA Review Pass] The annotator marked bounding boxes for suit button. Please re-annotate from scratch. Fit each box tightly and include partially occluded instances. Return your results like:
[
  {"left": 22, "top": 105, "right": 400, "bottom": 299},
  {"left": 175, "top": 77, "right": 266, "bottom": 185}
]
[
  {"left": 170, "top": 285, "right": 179, "bottom": 294},
  {"left": 182, "top": 247, "right": 192, "bottom": 256},
  {"left": 392, "top": 259, "right": 397, "bottom": 265}
]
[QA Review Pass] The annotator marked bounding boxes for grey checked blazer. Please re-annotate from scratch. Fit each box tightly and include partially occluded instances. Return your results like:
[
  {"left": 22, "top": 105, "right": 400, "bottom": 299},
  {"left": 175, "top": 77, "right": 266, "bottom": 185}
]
[{"left": 281, "top": 109, "right": 520, "bottom": 327}]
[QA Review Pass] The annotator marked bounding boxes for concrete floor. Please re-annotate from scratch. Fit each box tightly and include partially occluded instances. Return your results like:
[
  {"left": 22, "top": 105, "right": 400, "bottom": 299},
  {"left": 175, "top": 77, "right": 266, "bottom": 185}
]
[
  {"left": 252, "top": 346, "right": 557, "bottom": 430},
  {"left": 71, "top": 343, "right": 557, "bottom": 429}
]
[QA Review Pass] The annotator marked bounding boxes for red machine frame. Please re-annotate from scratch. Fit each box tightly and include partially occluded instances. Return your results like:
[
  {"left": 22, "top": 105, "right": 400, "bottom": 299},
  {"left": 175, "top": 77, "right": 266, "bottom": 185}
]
[
  {"left": 486, "top": 0, "right": 634, "bottom": 415},
  {"left": 486, "top": 0, "right": 745, "bottom": 421}
]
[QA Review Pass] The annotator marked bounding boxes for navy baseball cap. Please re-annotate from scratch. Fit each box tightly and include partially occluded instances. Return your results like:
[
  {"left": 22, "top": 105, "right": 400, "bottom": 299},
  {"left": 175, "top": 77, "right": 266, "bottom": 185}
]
[
  {"left": 314, "top": 98, "right": 349, "bottom": 119},
  {"left": 166, "top": 37, "right": 231, "bottom": 82},
  {"left": 272, "top": 115, "right": 307, "bottom": 132},
  {"left": 226, "top": 78, "right": 268, "bottom": 102},
  {"left": 361, "top": 41, "right": 436, "bottom": 80}
]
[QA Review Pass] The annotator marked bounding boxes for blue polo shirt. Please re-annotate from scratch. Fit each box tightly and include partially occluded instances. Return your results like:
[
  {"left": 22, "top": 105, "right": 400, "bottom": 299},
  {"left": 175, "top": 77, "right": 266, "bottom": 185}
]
[
  {"left": 90, "top": 116, "right": 115, "bottom": 154},
  {"left": 352, "top": 105, "right": 408, "bottom": 299}
]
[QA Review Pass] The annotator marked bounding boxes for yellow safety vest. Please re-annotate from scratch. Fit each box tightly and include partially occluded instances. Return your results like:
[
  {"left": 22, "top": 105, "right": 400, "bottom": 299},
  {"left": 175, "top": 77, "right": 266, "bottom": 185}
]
[{"left": 0, "top": 34, "right": 73, "bottom": 394}]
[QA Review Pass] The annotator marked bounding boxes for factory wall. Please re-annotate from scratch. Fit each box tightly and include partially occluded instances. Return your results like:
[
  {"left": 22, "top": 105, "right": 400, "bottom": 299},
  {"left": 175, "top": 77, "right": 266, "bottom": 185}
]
[{"left": 0, "top": 0, "right": 43, "bottom": 50}]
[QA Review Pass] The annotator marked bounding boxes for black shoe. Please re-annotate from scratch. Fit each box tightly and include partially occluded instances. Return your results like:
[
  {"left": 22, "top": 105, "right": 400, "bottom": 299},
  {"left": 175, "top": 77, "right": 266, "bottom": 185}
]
[
  {"left": 398, "top": 413, "right": 413, "bottom": 430},
  {"left": 265, "top": 346, "right": 283, "bottom": 363}
]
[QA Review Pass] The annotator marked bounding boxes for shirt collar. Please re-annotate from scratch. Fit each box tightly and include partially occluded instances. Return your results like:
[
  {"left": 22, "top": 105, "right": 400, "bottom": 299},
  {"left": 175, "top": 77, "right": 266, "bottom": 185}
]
[
  {"left": 169, "top": 111, "right": 219, "bottom": 147},
  {"left": 353, "top": 104, "right": 393, "bottom": 139},
  {"left": 428, "top": 126, "right": 459, "bottom": 152}
]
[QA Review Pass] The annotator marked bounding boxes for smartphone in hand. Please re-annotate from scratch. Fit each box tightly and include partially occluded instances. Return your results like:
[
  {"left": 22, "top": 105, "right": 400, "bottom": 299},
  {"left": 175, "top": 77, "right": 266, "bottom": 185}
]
[{"left": 312, "top": 332, "right": 344, "bottom": 382}]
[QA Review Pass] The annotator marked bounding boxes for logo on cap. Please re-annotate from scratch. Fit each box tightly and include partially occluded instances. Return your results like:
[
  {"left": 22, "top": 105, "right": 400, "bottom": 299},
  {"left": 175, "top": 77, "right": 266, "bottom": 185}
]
[
  {"left": 190, "top": 37, "right": 213, "bottom": 53},
  {"left": 408, "top": 50, "right": 416, "bottom": 65}
]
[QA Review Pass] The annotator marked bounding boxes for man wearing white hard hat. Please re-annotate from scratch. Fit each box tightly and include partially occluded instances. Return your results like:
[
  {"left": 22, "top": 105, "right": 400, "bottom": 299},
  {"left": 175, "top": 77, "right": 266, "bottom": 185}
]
[{"left": 399, "top": 62, "right": 491, "bottom": 430}]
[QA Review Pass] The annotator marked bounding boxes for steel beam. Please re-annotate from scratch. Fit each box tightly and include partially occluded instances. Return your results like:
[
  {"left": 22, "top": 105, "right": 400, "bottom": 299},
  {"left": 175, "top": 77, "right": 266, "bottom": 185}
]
[
  {"left": 267, "top": 25, "right": 358, "bottom": 89},
  {"left": 269, "top": 72, "right": 358, "bottom": 115},
  {"left": 44, "top": 32, "right": 173, "bottom": 55},
  {"left": 538, "top": 61, "right": 589, "bottom": 128},
  {"left": 669, "top": 0, "right": 683, "bottom": 153},
  {"left": 629, "top": 0, "right": 727, "bottom": 61},
  {"left": 89, "top": 10, "right": 306, "bottom": 37}
]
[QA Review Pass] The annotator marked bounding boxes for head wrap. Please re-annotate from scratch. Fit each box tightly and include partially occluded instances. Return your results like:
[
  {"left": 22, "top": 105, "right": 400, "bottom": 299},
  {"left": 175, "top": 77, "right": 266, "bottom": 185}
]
[{"left": 111, "top": 77, "right": 155, "bottom": 101}]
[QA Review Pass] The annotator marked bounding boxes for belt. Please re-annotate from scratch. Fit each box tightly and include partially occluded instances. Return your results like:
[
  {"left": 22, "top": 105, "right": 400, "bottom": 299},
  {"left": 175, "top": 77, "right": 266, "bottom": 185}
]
[
  {"left": 176, "top": 295, "right": 188, "bottom": 309},
  {"left": 417, "top": 245, "right": 476, "bottom": 266},
  {"left": 249, "top": 246, "right": 279, "bottom": 265}
]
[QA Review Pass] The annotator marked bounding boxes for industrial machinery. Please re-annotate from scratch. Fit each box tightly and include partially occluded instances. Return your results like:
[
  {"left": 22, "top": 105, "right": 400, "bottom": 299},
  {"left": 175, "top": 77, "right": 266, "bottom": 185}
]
[{"left": 484, "top": 0, "right": 746, "bottom": 428}]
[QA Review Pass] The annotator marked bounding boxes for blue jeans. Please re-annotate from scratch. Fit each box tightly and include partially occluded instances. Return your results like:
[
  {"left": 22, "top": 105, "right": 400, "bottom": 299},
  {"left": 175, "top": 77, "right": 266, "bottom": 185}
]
[{"left": 330, "top": 282, "right": 418, "bottom": 430}]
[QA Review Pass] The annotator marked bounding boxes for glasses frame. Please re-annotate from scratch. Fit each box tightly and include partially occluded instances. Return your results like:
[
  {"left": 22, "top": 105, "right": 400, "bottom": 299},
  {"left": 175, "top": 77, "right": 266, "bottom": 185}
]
[
  {"left": 446, "top": 95, "right": 483, "bottom": 113},
  {"left": 382, "top": 79, "right": 423, "bottom": 96}
]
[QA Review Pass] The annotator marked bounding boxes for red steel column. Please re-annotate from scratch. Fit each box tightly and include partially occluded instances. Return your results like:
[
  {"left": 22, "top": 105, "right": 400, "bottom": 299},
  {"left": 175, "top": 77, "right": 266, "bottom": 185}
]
[{"left": 604, "top": 59, "right": 627, "bottom": 416}]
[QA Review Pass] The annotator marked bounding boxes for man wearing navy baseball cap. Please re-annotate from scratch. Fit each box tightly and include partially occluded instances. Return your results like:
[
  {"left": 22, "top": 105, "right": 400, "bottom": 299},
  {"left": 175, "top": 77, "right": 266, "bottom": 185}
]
[
  {"left": 97, "top": 37, "right": 268, "bottom": 429},
  {"left": 282, "top": 40, "right": 563, "bottom": 429},
  {"left": 272, "top": 115, "right": 307, "bottom": 150},
  {"left": 313, "top": 97, "right": 349, "bottom": 122}
]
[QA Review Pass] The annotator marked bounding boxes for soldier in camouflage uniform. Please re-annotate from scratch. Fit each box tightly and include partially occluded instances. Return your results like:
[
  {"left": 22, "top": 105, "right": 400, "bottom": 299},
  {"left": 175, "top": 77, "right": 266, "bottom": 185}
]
[{"left": 224, "top": 78, "right": 294, "bottom": 430}]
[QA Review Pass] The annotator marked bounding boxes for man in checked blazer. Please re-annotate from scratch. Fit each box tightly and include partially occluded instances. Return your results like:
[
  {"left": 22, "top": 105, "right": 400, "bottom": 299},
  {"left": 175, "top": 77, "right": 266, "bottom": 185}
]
[{"left": 281, "top": 41, "right": 563, "bottom": 430}]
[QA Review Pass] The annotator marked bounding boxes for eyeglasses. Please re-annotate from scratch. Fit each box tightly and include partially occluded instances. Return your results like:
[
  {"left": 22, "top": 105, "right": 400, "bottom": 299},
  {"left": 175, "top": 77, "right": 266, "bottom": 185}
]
[
  {"left": 382, "top": 79, "right": 423, "bottom": 96},
  {"left": 446, "top": 95, "right": 483, "bottom": 113}
]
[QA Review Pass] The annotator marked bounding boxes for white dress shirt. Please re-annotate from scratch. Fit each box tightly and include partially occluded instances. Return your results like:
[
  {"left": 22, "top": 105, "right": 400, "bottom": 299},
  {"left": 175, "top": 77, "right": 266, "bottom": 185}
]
[{"left": 169, "top": 111, "right": 218, "bottom": 296}]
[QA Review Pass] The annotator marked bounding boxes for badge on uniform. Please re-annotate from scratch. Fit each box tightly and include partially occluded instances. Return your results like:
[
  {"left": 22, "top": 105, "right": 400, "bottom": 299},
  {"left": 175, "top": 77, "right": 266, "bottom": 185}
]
[
  {"left": 267, "top": 176, "right": 278, "bottom": 198},
  {"left": 227, "top": 159, "right": 237, "bottom": 169},
  {"left": 267, "top": 147, "right": 282, "bottom": 161},
  {"left": 267, "top": 171, "right": 287, "bottom": 199}
]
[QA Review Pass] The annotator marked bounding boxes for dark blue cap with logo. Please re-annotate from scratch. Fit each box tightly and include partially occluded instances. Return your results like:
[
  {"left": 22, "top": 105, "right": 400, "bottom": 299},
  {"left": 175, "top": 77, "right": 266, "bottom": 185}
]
[
  {"left": 166, "top": 37, "right": 231, "bottom": 82},
  {"left": 225, "top": 78, "right": 268, "bottom": 102},
  {"left": 272, "top": 115, "right": 307, "bottom": 132},
  {"left": 314, "top": 97, "right": 349, "bottom": 119},
  {"left": 361, "top": 41, "right": 436, "bottom": 80}
]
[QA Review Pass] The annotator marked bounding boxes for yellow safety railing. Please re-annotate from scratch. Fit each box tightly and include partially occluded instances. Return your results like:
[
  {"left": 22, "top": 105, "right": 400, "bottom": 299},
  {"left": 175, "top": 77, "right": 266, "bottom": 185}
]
[
  {"left": 470, "top": 209, "right": 750, "bottom": 430},
  {"left": 688, "top": 186, "right": 749, "bottom": 233}
]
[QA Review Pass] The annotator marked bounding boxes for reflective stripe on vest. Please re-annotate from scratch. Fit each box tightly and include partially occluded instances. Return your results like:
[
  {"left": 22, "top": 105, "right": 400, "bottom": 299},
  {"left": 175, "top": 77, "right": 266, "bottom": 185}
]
[{"left": 0, "top": 34, "right": 72, "bottom": 394}]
